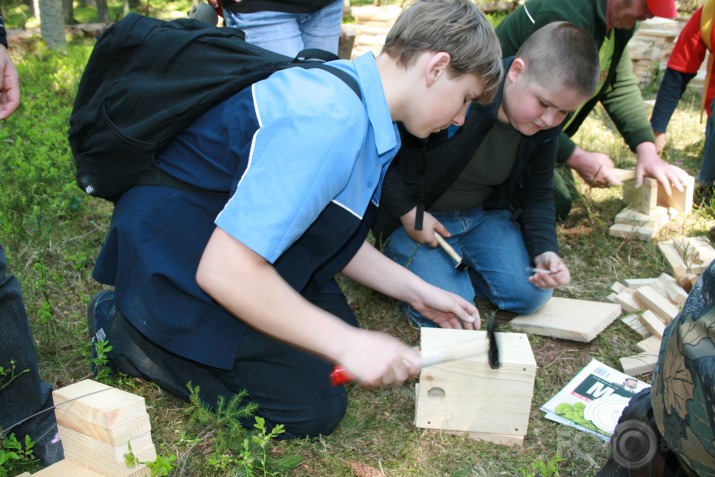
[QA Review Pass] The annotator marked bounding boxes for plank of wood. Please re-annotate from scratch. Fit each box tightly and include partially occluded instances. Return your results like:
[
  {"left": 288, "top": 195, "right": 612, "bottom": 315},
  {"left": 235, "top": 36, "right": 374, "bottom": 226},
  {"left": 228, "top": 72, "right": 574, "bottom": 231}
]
[
  {"left": 656, "top": 273, "right": 689, "bottom": 306},
  {"left": 638, "top": 310, "right": 666, "bottom": 339},
  {"left": 657, "top": 172, "right": 694, "bottom": 215},
  {"left": 55, "top": 409, "right": 151, "bottom": 447},
  {"left": 614, "top": 289, "right": 642, "bottom": 313},
  {"left": 441, "top": 429, "right": 524, "bottom": 447},
  {"left": 636, "top": 335, "right": 662, "bottom": 354},
  {"left": 510, "top": 297, "right": 622, "bottom": 342},
  {"left": 611, "top": 168, "right": 637, "bottom": 182},
  {"left": 624, "top": 278, "right": 658, "bottom": 288},
  {"left": 52, "top": 379, "right": 147, "bottom": 429},
  {"left": 615, "top": 206, "right": 668, "bottom": 226},
  {"left": 621, "top": 313, "right": 652, "bottom": 338},
  {"left": 608, "top": 222, "right": 661, "bottom": 241},
  {"left": 415, "top": 328, "right": 536, "bottom": 438},
  {"left": 620, "top": 353, "right": 658, "bottom": 376},
  {"left": 623, "top": 177, "right": 658, "bottom": 215},
  {"left": 32, "top": 460, "right": 105, "bottom": 476},
  {"left": 658, "top": 241, "right": 690, "bottom": 280},
  {"left": 59, "top": 425, "right": 155, "bottom": 477},
  {"left": 611, "top": 281, "right": 628, "bottom": 294},
  {"left": 634, "top": 286, "right": 679, "bottom": 324}
]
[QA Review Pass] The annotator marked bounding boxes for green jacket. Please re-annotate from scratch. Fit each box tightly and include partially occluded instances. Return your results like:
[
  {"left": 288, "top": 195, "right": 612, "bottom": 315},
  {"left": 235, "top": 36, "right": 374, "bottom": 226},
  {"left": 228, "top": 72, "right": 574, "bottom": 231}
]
[{"left": 496, "top": 0, "right": 656, "bottom": 165}]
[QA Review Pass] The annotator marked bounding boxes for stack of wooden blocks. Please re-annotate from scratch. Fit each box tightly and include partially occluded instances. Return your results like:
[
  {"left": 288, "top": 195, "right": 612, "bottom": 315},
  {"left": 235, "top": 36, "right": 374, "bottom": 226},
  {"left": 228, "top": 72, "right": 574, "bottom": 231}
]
[
  {"left": 414, "top": 328, "right": 537, "bottom": 447},
  {"left": 608, "top": 169, "right": 694, "bottom": 241},
  {"left": 608, "top": 274, "right": 689, "bottom": 376},
  {"left": 23, "top": 379, "right": 156, "bottom": 477}
]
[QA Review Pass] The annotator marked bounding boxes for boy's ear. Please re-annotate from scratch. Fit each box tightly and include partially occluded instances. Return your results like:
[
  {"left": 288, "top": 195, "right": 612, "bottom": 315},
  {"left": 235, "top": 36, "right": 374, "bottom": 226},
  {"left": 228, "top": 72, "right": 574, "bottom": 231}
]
[
  {"left": 507, "top": 57, "right": 526, "bottom": 83},
  {"left": 425, "top": 52, "right": 451, "bottom": 86}
]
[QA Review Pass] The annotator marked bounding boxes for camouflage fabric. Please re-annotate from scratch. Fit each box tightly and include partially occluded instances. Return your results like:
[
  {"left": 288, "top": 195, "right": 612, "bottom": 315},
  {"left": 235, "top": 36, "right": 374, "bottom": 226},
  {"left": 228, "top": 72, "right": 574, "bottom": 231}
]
[{"left": 652, "top": 261, "right": 715, "bottom": 476}]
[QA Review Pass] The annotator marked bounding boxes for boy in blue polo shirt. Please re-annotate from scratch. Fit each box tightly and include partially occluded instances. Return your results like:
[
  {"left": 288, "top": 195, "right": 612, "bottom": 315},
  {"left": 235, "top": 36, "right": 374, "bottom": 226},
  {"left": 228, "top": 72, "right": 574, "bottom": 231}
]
[{"left": 88, "top": 0, "right": 502, "bottom": 438}]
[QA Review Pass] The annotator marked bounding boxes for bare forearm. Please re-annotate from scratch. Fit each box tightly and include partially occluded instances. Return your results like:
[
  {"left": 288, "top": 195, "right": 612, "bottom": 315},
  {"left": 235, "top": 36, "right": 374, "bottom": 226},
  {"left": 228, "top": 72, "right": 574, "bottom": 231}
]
[{"left": 197, "top": 228, "right": 352, "bottom": 363}]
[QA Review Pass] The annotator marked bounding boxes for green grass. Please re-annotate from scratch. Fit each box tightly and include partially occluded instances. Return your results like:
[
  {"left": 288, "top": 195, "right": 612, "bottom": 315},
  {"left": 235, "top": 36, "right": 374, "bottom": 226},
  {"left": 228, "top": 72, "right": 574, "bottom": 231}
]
[{"left": 1, "top": 6, "right": 714, "bottom": 477}]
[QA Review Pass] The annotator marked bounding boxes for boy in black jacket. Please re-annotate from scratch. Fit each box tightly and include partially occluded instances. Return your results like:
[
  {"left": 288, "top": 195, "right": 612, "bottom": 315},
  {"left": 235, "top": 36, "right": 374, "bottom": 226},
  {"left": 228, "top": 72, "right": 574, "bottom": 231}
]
[{"left": 373, "top": 22, "right": 599, "bottom": 326}]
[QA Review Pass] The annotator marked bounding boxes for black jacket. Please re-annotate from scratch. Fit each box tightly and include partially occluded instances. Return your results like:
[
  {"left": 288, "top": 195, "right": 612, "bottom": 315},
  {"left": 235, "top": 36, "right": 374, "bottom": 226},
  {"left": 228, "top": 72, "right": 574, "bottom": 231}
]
[{"left": 372, "top": 58, "right": 561, "bottom": 259}]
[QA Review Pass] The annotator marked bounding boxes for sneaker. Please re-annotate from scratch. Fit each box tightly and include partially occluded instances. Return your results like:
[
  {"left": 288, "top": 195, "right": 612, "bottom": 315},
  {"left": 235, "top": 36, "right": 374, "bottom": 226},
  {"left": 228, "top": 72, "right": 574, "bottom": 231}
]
[{"left": 87, "top": 290, "right": 116, "bottom": 374}]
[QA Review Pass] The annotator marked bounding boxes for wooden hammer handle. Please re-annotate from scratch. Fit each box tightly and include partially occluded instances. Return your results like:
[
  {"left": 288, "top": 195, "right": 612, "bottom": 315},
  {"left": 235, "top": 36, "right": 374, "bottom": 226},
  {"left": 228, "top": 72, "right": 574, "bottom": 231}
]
[{"left": 434, "top": 233, "right": 463, "bottom": 263}]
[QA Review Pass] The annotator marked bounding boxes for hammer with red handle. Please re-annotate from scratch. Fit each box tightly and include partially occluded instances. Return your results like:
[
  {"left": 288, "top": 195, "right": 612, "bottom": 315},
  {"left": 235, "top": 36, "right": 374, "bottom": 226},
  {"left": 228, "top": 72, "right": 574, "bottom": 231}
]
[{"left": 330, "top": 311, "right": 499, "bottom": 386}]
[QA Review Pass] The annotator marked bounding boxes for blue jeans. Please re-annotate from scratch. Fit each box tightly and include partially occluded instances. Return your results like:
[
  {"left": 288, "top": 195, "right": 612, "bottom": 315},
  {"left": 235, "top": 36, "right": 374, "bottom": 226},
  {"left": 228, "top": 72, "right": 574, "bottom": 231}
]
[
  {"left": 698, "top": 98, "right": 715, "bottom": 186},
  {"left": 223, "top": 0, "right": 343, "bottom": 56},
  {"left": 383, "top": 206, "right": 552, "bottom": 327},
  {"left": 0, "top": 242, "right": 63, "bottom": 466}
]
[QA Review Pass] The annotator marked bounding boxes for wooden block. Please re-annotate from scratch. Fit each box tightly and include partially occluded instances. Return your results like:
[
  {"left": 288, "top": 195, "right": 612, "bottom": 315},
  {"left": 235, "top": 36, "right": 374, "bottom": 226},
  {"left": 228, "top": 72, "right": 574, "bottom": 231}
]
[
  {"left": 636, "top": 335, "right": 662, "bottom": 354},
  {"left": 621, "top": 313, "right": 652, "bottom": 338},
  {"left": 55, "top": 409, "right": 151, "bottom": 447},
  {"left": 689, "top": 236, "right": 715, "bottom": 264},
  {"left": 607, "top": 292, "right": 617, "bottom": 303},
  {"left": 59, "top": 425, "right": 155, "bottom": 477},
  {"left": 620, "top": 353, "right": 658, "bottom": 376},
  {"left": 415, "top": 328, "right": 536, "bottom": 443},
  {"left": 441, "top": 429, "right": 524, "bottom": 447},
  {"left": 673, "top": 236, "right": 715, "bottom": 272},
  {"left": 53, "top": 380, "right": 147, "bottom": 430},
  {"left": 615, "top": 206, "right": 668, "bottom": 227},
  {"left": 32, "top": 460, "right": 106, "bottom": 476},
  {"left": 634, "top": 286, "right": 679, "bottom": 323},
  {"left": 638, "top": 310, "right": 666, "bottom": 339},
  {"left": 623, "top": 177, "right": 658, "bottom": 215},
  {"left": 656, "top": 273, "right": 689, "bottom": 306},
  {"left": 611, "top": 168, "right": 637, "bottom": 182},
  {"left": 624, "top": 278, "right": 658, "bottom": 288},
  {"left": 656, "top": 173, "right": 694, "bottom": 214},
  {"left": 611, "top": 281, "right": 628, "bottom": 294},
  {"left": 614, "top": 289, "right": 642, "bottom": 313},
  {"left": 658, "top": 241, "right": 690, "bottom": 280},
  {"left": 510, "top": 297, "right": 622, "bottom": 342},
  {"left": 609, "top": 222, "right": 660, "bottom": 241}
]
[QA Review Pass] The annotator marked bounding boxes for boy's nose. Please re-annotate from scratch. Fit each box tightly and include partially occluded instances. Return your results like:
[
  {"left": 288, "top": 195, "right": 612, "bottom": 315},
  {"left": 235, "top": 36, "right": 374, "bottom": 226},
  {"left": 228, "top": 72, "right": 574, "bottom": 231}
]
[{"left": 451, "top": 104, "right": 469, "bottom": 127}]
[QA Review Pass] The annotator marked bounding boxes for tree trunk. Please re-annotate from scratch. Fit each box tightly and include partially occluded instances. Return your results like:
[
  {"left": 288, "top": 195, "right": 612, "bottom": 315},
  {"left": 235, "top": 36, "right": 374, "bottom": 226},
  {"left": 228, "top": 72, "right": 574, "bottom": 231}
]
[
  {"left": 32, "top": 0, "right": 40, "bottom": 19},
  {"left": 39, "top": 0, "right": 66, "bottom": 51},
  {"left": 96, "top": 0, "right": 108, "bottom": 22},
  {"left": 62, "top": 0, "right": 74, "bottom": 24}
]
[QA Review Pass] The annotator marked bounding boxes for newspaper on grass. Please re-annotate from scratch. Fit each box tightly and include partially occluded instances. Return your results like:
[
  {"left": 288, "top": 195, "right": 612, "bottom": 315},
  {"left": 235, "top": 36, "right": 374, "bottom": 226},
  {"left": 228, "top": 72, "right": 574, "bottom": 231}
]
[{"left": 541, "top": 358, "right": 650, "bottom": 442}]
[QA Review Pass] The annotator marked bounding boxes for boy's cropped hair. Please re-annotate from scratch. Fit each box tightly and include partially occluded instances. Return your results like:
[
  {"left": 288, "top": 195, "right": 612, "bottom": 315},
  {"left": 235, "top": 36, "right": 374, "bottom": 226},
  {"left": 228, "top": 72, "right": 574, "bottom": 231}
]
[
  {"left": 516, "top": 21, "right": 599, "bottom": 97},
  {"left": 382, "top": 0, "right": 503, "bottom": 104}
]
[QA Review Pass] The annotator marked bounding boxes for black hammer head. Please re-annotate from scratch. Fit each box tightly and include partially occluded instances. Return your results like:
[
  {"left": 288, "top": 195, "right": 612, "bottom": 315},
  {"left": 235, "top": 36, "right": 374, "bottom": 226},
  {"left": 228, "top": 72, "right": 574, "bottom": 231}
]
[{"left": 486, "top": 311, "right": 500, "bottom": 369}]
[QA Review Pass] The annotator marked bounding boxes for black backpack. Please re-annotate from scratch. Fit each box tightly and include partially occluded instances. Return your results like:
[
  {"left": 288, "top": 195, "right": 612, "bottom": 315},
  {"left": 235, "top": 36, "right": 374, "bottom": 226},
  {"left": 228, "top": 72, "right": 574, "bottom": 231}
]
[{"left": 69, "top": 13, "right": 360, "bottom": 202}]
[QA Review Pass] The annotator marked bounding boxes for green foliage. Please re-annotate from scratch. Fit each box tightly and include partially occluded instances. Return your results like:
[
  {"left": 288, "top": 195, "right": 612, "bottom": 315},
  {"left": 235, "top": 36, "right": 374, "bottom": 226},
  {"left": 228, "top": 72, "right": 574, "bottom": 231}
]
[
  {"left": 0, "top": 360, "right": 29, "bottom": 392},
  {"left": 521, "top": 455, "right": 563, "bottom": 477},
  {"left": 91, "top": 339, "right": 114, "bottom": 383},
  {"left": 0, "top": 433, "right": 37, "bottom": 477},
  {"left": 185, "top": 383, "right": 301, "bottom": 476},
  {"left": 124, "top": 440, "right": 177, "bottom": 476}
]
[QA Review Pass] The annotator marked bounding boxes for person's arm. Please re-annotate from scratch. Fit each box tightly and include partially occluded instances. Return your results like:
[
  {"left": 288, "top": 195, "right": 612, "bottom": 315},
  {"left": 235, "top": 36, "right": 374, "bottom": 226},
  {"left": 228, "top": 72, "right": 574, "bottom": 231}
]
[
  {"left": 600, "top": 48, "right": 688, "bottom": 193},
  {"left": 0, "top": 15, "right": 20, "bottom": 120},
  {"left": 341, "top": 241, "right": 479, "bottom": 329},
  {"left": 651, "top": 10, "right": 705, "bottom": 151},
  {"left": 518, "top": 137, "right": 570, "bottom": 289},
  {"left": 197, "top": 228, "right": 423, "bottom": 387}
]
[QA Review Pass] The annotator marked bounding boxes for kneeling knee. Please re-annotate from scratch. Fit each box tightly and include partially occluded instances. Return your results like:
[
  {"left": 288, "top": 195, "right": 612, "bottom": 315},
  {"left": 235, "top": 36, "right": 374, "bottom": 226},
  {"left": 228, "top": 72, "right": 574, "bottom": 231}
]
[{"left": 263, "top": 388, "right": 348, "bottom": 439}]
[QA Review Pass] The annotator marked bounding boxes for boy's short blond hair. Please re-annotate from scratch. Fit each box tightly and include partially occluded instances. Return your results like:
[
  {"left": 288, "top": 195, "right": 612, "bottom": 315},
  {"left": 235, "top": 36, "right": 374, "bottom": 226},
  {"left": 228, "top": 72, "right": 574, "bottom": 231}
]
[
  {"left": 517, "top": 22, "right": 599, "bottom": 97},
  {"left": 381, "top": 0, "right": 503, "bottom": 104}
]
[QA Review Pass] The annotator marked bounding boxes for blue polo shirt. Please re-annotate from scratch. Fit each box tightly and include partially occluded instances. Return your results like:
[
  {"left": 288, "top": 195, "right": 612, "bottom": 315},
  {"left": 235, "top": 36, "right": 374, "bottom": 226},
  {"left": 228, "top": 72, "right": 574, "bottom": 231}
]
[{"left": 93, "top": 53, "right": 400, "bottom": 369}]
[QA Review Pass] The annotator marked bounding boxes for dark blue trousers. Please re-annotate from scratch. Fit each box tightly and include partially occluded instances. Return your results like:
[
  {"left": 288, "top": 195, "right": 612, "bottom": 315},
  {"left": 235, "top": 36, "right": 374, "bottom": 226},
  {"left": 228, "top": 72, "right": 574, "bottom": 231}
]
[{"left": 101, "top": 284, "right": 356, "bottom": 438}]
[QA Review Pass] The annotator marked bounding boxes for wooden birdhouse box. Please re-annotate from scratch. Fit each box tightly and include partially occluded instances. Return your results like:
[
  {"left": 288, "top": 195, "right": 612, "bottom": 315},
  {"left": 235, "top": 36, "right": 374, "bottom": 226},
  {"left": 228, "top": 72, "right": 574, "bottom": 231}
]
[{"left": 415, "top": 328, "right": 536, "bottom": 447}]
